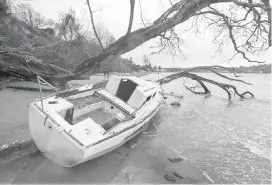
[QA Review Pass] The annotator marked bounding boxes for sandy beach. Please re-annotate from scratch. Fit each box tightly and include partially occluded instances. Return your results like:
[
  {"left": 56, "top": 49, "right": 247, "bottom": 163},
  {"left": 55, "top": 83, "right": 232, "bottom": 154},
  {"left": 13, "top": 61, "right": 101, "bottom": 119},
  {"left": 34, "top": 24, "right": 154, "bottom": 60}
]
[
  {"left": 1, "top": 73, "right": 270, "bottom": 184},
  {"left": 0, "top": 80, "right": 53, "bottom": 166},
  {"left": 0, "top": 75, "right": 211, "bottom": 184},
  {"left": 0, "top": 117, "right": 210, "bottom": 184}
]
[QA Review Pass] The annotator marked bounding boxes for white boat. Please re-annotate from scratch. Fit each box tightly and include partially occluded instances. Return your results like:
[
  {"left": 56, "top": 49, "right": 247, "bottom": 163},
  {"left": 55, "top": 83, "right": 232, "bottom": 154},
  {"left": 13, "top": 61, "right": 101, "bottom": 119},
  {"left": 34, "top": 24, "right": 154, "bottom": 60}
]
[{"left": 29, "top": 75, "right": 163, "bottom": 167}]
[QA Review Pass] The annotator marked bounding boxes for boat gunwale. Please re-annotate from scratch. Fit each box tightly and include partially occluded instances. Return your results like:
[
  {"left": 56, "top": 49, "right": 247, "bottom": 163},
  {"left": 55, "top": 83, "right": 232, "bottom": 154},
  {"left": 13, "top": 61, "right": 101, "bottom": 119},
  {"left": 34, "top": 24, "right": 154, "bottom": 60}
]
[
  {"left": 56, "top": 80, "right": 108, "bottom": 98},
  {"left": 32, "top": 81, "right": 163, "bottom": 151},
  {"left": 33, "top": 92, "right": 163, "bottom": 150},
  {"left": 32, "top": 80, "right": 107, "bottom": 103}
]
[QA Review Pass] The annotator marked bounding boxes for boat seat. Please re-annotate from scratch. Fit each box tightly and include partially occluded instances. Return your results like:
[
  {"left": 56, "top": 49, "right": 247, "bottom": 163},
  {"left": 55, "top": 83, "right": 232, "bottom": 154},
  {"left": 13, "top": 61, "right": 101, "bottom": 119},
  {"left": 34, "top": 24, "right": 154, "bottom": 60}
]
[
  {"left": 116, "top": 112, "right": 126, "bottom": 121},
  {"left": 95, "top": 89, "right": 135, "bottom": 115},
  {"left": 101, "top": 117, "right": 120, "bottom": 131},
  {"left": 69, "top": 117, "right": 105, "bottom": 146}
]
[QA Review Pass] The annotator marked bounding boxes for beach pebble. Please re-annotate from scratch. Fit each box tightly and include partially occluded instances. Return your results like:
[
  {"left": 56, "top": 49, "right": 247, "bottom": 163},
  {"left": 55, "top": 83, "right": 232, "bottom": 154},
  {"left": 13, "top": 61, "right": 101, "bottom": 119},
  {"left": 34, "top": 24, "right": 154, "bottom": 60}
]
[
  {"left": 128, "top": 141, "right": 138, "bottom": 149},
  {"left": 127, "top": 136, "right": 142, "bottom": 149},
  {"left": 170, "top": 102, "right": 181, "bottom": 107},
  {"left": 112, "top": 166, "right": 138, "bottom": 183},
  {"left": 173, "top": 171, "right": 183, "bottom": 179},
  {"left": 22, "top": 163, "right": 28, "bottom": 169},
  {"left": 164, "top": 174, "right": 176, "bottom": 182},
  {"left": 115, "top": 151, "right": 125, "bottom": 161},
  {"left": 167, "top": 157, "right": 183, "bottom": 163}
]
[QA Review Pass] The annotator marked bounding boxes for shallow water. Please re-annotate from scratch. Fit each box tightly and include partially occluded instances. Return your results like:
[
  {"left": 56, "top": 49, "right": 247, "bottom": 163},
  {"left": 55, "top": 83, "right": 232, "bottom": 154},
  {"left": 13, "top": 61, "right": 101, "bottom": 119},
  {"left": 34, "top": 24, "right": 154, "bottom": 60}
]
[
  {"left": 0, "top": 73, "right": 270, "bottom": 184},
  {"left": 143, "top": 72, "right": 271, "bottom": 184}
]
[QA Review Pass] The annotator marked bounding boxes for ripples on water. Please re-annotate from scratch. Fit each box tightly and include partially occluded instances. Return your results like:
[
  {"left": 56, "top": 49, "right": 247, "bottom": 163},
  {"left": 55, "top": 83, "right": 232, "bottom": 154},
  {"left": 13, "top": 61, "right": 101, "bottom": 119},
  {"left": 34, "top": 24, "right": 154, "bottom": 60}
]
[{"left": 144, "top": 73, "right": 271, "bottom": 184}]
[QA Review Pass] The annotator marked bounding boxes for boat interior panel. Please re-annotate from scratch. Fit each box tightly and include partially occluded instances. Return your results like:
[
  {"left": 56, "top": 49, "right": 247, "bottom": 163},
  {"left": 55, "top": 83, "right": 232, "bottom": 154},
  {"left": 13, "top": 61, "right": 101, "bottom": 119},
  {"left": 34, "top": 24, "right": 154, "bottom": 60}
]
[
  {"left": 115, "top": 78, "right": 138, "bottom": 102},
  {"left": 95, "top": 89, "right": 135, "bottom": 115}
]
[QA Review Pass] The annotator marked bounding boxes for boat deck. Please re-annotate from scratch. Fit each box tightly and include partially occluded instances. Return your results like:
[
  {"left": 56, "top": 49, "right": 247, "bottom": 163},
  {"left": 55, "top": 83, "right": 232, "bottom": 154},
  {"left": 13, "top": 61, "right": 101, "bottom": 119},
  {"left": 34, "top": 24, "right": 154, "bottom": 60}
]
[
  {"left": 67, "top": 90, "right": 131, "bottom": 131},
  {"left": 73, "top": 108, "right": 111, "bottom": 125},
  {"left": 72, "top": 108, "right": 121, "bottom": 131},
  {"left": 69, "top": 95, "right": 102, "bottom": 108}
]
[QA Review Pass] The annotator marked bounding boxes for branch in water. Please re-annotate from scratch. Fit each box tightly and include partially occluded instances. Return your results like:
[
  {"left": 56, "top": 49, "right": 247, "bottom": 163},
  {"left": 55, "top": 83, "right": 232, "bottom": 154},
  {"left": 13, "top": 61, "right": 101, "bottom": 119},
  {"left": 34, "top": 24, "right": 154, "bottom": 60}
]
[
  {"left": 186, "top": 66, "right": 252, "bottom": 85},
  {"left": 157, "top": 66, "right": 254, "bottom": 101},
  {"left": 184, "top": 78, "right": 211, "bottom": 95}
]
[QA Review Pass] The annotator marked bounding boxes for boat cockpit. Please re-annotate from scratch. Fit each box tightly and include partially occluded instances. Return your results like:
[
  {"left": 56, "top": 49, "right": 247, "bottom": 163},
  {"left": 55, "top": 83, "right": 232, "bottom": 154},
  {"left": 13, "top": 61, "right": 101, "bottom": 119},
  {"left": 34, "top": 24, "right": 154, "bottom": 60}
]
[{"left": 34, "top": 75, "right": 159, "bottom": 146}]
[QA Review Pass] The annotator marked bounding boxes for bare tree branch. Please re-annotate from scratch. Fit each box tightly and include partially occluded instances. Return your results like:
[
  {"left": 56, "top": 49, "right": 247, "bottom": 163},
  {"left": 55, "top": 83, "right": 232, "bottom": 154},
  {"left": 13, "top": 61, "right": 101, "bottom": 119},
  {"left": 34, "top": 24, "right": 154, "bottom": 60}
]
[
  {"left": 168, "top": 0, "right": 174, "bottom": 6},
  {"left": 75, "top": 0, "right": 234, "bottom": 74},
  {"left": 138, "top": 0, "right": 147, "bottom": 27},
  {"left": 86, "top": 0, "right": 104, "bottom": 50},
  {"left": 1, "top": 0, "right": 270, "bottom": 91},
  {"left": 195, "top": 9, "right": 266, "bottom": 63},
  {"left": 185, "top": 78, "right": 211, "bottom": 95},
  {"left": 157, "top": 69, "right": 254, "bottom": 101},
  {"left": 126, "top": 0, "right": 135, "bottom": 35},
  {"left": 232, "top": 0, "right": 269, "bottom": 10},
  {"left": 186, "top": 66, "right": 252, "bottom": 85},
  {"left": 262, "top": 0, "right": 271, "bottom": 46}
]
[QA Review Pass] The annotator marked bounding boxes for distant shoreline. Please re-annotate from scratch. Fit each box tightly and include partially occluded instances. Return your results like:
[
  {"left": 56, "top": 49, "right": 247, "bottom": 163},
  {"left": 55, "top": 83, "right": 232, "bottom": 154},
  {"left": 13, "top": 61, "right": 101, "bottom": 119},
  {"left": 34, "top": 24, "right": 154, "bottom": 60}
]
[
  {"left": 140, "top": 71, "right": 271, "bottom": 74},
  {"left": 162, "top": 63, "right": 271, "bottom": 74}
]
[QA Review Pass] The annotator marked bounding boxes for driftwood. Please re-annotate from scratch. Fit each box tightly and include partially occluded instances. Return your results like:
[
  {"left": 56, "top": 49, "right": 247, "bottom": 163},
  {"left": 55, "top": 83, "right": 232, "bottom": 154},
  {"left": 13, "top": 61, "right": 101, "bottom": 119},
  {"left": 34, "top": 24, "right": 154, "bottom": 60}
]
[{"left": 157, "top": 66, "right": 254, "bottom": 101}]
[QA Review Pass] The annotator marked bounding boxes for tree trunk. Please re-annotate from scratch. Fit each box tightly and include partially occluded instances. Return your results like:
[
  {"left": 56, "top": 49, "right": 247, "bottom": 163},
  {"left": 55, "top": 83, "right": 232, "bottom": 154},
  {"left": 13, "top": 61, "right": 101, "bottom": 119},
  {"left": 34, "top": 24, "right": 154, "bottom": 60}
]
[
  {"left": 1, "top": 0, "right": 228, "bottom": 84},
  {"left": 74, "top": 0, "right": 230, "bottom": 74},
  {"left": 2, "top": 0, "right": 268, "bottom": 90}
]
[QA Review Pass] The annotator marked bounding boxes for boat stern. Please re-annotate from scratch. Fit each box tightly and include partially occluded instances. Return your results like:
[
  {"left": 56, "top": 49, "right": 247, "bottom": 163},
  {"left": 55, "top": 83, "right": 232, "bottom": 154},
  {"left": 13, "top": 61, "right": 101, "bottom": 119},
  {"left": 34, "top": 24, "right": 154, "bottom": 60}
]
[{"left": 29, "top": 102, "right": 84, "bottom": 167}]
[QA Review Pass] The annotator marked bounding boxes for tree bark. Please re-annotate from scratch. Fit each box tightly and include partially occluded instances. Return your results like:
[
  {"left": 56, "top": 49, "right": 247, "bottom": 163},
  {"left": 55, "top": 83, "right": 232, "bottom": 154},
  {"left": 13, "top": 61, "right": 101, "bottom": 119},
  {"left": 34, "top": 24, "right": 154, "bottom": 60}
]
[
  {"left": 1, "top": 0, "right": 269, "bottom": 89},
  {"left": 74, "top": 0, "right": 231, "bottom": 75}
]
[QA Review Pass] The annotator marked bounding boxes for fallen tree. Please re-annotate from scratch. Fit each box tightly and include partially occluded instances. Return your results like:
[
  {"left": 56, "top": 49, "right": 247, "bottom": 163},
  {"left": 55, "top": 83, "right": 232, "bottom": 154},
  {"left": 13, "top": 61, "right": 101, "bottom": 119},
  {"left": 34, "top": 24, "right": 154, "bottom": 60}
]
[
  {"left": 0, "top": 46, "right": 75, "bottom": 85},
  {"left": 157, "top": 65, "right": 254, "bottom": 100},
  {"left": 0, "top": 0, "right": 270, "bottom": 99}
]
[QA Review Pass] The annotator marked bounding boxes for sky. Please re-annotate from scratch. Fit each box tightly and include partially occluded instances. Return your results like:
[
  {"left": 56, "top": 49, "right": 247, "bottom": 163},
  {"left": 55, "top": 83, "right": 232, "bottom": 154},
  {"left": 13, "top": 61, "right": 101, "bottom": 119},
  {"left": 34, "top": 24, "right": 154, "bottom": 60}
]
[{"left": 15, "top": 0, "right": 271, "bottom": 68}]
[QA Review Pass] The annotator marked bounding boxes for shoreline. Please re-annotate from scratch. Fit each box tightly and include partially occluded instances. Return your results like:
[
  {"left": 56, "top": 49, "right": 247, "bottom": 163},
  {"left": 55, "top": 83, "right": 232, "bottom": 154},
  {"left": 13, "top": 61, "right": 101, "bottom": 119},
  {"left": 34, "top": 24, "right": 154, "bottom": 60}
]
[
  {"left": 0, "top": 73, "right": 211, "bottom": 183},
  {"left": 0, "top": 122, "right": 211, "bottom": 184},
  {"left": 0, "top": 84, "right": 52, "bottom": 167},
  {"left": 0, "top": 73, "right": 155, "bottom": 166}
]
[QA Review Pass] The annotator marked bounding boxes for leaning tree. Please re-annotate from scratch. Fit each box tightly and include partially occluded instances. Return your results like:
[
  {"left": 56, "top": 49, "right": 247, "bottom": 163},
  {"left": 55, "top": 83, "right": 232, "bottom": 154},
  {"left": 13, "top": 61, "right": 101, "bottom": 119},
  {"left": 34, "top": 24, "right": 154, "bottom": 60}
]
[{"left": 0, "top": 0, "right": 271, "bottom": 100}]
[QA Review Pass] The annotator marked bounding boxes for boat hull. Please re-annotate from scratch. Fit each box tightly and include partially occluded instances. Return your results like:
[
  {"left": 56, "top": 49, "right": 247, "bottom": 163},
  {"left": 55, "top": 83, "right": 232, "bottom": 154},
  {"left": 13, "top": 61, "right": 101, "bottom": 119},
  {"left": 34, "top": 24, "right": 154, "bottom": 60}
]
[
  {"left": 29, "top": 104, "right": 84, "bottom": 167},
  {"left": 29, "top": 82, "right": 163, "bottom": 167}
]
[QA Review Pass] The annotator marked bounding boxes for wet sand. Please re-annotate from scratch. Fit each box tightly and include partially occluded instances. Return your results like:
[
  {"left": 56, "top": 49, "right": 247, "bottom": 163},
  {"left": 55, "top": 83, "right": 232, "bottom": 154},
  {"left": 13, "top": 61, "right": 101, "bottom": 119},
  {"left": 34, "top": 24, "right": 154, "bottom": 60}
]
[
  {"left": 0, "top": 74, "right": 211, "bottom": 184},
  {"left": 0, "top": 122, "right": 210, "bottom": 184},
  {"left": 0, "top": 75, "right": 110, "bottom": 147},
  {"left": 0, "top": 82, "right": 53, "bottom": 166},
  {"left": 0, "top": 87, "right": 52, "bottom": 147}
]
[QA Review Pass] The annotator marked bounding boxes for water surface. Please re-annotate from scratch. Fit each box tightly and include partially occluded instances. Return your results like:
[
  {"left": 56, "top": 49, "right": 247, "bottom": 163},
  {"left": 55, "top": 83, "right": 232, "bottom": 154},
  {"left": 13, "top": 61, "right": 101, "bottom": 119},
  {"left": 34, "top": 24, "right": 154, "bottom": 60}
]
[
  {"left": 144, "top": 72, "right": 271, "bottom": 184},
  {"left": 0, "top": 73, "right": 270, "bottom": 184}
]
